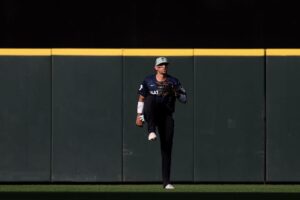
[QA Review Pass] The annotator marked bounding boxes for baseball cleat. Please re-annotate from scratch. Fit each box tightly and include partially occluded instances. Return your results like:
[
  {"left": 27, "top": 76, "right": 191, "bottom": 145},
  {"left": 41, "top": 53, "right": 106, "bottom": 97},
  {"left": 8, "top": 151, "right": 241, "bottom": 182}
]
[
  {"left": 164, "top": 184, "right": 175, "bottom": 189},
  {"left": 148, "top": 132, "right": 157, "bottom": 141}
]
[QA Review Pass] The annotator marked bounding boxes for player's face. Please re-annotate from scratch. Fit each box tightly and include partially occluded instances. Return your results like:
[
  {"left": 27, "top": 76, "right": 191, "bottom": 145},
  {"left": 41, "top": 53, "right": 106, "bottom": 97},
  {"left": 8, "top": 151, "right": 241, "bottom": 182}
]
[{"left": 155, "top": 64, "right": 168, "bottom": 75}]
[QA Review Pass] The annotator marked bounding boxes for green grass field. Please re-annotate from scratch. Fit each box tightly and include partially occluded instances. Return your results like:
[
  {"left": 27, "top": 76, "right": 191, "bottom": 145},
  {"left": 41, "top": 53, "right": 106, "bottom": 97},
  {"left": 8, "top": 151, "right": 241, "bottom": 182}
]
[
  {"left": 1, "top": 184, "right": 300, "bottom": 200},
  {"left": 1, "top": 184, "right": 300, "bottom": 193}
]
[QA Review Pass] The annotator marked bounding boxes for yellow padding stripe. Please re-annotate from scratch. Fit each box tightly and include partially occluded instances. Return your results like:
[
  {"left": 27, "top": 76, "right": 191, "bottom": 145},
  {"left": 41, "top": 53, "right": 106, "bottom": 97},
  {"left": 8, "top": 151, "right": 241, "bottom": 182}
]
[
  {"left": 266, "top": 49, "right": 300, "bottom": 56},
  {"left": 0, "top": 48, "right": 267, "bottom": 56},
  {"left": 0, "top": 49, "right": 51, "bottom": 56},
  {"left": 123, "top": 49, "right": 194, "bottom": 56},
  {"left": 194, "top": 49, "right": 265, "bottom": 56},
  {"left": 52, "top": 49, "right": 123, "bottom": 56}
]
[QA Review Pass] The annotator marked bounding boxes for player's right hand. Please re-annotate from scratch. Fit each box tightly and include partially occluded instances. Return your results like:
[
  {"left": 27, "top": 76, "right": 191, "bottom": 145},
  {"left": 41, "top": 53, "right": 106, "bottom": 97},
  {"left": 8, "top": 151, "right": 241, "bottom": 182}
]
[{"left": 136, "top": 114, "right": 144, "bottom": 127}]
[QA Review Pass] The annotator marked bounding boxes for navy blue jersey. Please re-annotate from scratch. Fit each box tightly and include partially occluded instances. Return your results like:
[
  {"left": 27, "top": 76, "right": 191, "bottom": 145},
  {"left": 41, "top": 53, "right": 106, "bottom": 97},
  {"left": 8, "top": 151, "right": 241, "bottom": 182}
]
[{"left": 138, "top": 74, "right": 187, "bottom": 113}]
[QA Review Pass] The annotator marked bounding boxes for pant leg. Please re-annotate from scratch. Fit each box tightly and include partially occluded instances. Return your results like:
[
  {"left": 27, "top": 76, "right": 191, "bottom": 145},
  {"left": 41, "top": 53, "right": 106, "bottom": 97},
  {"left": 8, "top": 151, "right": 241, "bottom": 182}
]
[
  {"left": 157, "top": 113, "right": 174, "bottom": 187},
  {"left": 143, "top": 95, "right": 157, "bottom": 133}
]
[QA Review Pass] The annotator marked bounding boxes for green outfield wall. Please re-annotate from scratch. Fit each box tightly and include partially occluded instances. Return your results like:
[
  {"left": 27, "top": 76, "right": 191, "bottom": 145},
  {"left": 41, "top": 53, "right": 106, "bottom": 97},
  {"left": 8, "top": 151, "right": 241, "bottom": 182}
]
[
  {"left": 0, "top": 49, "right": 299, "bottom": 183},
  {"left": 0, "top": 50, "right": 51, "bottom": 181},
  {"left": 266, "top": 49, "right": 300, "bottom": 182},
  {"left": 194, "top": 52, "right": 265, "bottom": 182}
]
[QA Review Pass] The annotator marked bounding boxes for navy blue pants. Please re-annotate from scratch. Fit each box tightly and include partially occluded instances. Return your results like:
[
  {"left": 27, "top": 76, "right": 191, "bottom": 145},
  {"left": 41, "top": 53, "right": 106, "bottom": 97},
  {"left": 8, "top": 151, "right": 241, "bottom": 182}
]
[{"left": 143, "top": 95, "right": 174, "bottom": 187}]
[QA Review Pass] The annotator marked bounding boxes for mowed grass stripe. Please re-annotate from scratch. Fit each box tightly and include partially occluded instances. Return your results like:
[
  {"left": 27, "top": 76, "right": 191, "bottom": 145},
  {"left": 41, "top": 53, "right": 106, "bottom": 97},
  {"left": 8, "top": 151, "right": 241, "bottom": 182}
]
[{"left": 1, "top": 185, "right": 300, "bottom": 193}]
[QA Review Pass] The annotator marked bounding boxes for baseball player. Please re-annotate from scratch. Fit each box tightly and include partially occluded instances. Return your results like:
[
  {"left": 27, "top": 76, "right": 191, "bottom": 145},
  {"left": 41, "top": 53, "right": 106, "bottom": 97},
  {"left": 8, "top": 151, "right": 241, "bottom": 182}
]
[{"left": 135, "top": 57, "right": 187, "bottom": 189}]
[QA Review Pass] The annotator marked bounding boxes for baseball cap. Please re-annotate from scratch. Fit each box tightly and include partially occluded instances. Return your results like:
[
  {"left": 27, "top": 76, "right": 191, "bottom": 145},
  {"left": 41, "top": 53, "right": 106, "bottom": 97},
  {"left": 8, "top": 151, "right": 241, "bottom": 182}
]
[{"left": 155, "top": 57, "right": 169, "bottom": 66}]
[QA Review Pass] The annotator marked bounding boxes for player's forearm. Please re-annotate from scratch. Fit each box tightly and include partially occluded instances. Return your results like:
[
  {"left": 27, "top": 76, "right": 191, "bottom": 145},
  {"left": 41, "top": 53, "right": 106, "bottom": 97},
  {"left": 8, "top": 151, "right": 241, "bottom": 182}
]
[
  {"left": 137, "top": 95, "right": 145, "bottom": 114},
  {"left": 138, "top": 95, "right": 145, "bottom": 102},
  {"left": 175, "top": 86, "right": 187, "bottom": 104}
]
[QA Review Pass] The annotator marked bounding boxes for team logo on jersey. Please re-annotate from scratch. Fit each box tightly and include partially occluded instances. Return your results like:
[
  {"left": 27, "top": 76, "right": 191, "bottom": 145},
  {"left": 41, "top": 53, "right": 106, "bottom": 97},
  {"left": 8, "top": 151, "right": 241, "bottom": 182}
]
[{"left": 150, "top": 90, "right": 159, "bottom": 95}]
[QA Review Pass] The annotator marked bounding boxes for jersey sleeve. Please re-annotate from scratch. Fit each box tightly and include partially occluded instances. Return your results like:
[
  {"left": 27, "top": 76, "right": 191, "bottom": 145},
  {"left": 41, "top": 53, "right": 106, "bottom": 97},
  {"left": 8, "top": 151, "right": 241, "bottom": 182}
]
[{"left": 137, "top": 80, "right": 148, "bottom": 97}]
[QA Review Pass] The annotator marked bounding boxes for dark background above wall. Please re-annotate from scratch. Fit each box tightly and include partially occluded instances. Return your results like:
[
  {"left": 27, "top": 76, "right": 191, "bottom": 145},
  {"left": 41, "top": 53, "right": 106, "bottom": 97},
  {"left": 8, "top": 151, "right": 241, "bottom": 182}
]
[{"left": 0, "top": 1, "right": 299, "bottom": 48}]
